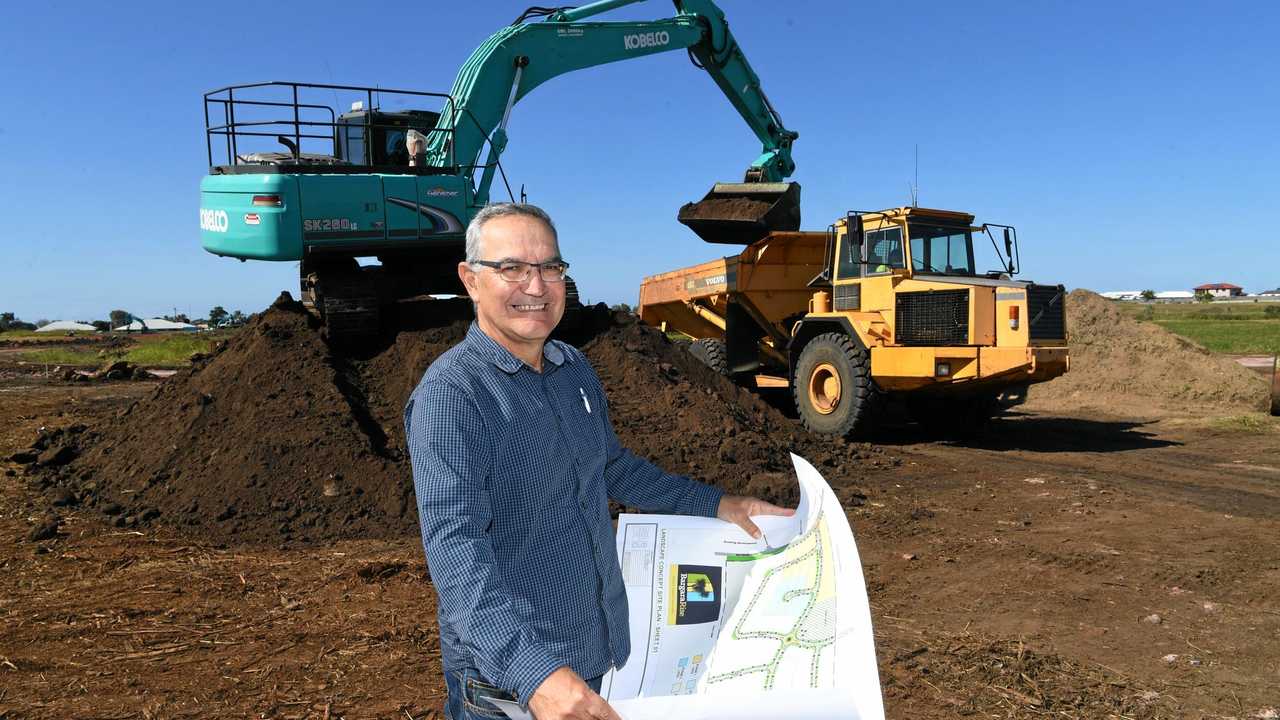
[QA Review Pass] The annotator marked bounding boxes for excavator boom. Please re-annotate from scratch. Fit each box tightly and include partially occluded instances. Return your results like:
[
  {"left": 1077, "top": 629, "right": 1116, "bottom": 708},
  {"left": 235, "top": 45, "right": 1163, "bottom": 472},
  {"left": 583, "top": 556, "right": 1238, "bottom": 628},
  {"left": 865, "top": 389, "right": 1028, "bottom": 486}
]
[{"left": 424, "top": 0, "right": 799, "bottom": 211}]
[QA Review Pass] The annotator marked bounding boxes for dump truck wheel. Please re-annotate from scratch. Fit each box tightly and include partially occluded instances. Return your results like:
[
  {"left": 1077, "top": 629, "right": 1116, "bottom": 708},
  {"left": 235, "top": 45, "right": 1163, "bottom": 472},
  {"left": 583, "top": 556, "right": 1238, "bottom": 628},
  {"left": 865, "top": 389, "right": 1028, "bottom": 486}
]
[
  {"left": 688, "top": 338, "right": 729, "bottom": 376},
  {"left": 793, "top": 332, "right": 878, "bottom": 437}
]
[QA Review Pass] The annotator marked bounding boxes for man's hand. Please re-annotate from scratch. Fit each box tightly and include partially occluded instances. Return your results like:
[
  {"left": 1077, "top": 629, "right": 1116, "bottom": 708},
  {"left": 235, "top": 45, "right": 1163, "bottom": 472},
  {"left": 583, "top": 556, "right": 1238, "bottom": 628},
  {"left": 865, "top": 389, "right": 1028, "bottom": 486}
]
[
  {"left": 717, "top": 495, "right": 795, "bottom": 539},
  {"left": 528, "top": 667, "right": 621, "bottom": 720}
]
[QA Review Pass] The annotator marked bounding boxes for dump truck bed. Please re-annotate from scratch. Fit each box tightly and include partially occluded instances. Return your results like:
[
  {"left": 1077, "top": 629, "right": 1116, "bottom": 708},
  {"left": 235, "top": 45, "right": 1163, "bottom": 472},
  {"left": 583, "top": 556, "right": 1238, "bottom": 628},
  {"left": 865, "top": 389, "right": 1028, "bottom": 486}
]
[{"left": 638, "top": 231, "right": 828, "bottom": 344}]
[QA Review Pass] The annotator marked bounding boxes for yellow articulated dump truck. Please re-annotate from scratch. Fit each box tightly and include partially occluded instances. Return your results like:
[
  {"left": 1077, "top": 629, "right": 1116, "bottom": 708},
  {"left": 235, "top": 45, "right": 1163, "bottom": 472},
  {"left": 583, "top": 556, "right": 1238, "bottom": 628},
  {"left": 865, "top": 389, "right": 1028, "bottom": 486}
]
[{"left": 639, "top": 203, "right": 1069, "bottom": 437}]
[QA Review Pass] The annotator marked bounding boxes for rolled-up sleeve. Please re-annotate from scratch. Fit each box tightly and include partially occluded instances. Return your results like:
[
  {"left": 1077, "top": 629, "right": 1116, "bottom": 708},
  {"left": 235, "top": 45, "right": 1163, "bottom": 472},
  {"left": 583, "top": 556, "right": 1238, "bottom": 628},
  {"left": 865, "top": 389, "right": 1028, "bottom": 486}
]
[
  {"left": 593, "top": 381, "right": 723, "bottom": 518},
  {"left": 405, "top": 381, "right": 563, "bottom": 705}
]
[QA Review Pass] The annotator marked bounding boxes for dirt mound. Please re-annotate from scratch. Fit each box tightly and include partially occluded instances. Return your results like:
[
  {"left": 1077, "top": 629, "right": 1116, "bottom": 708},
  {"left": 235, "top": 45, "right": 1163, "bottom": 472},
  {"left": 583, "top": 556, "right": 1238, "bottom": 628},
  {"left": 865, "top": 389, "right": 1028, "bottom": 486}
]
[
  {"left": 34, "top": 295, "right": 876, "bottom": 545},
  {"left": 1029, "top": 290, "right": 1270, "bottom": 413}
]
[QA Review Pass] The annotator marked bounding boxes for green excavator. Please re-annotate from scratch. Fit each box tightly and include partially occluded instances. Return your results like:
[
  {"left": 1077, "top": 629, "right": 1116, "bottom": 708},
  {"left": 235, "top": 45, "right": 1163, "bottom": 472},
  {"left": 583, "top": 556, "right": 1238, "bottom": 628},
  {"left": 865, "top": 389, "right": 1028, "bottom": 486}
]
[{"left": 198, "top": 0, "right": 801, "bottom": 343}]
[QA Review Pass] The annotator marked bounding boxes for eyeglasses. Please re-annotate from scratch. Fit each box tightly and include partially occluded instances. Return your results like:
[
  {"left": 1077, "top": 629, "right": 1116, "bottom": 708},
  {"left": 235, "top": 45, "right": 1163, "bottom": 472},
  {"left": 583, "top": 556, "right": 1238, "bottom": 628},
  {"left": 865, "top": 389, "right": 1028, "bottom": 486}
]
[{"left": 471, "top": 259, "right": 570, "bottom": 283}]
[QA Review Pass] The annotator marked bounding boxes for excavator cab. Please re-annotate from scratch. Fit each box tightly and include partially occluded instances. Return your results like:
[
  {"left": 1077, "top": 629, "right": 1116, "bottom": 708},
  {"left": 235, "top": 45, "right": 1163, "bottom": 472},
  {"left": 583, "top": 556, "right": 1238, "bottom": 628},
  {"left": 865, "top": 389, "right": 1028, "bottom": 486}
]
[
  {"left": 335, "top": 107, "right": 440, "bottom": 167},
  {"left": 677, "top": 182, "right": 802, "bottom": 244}
]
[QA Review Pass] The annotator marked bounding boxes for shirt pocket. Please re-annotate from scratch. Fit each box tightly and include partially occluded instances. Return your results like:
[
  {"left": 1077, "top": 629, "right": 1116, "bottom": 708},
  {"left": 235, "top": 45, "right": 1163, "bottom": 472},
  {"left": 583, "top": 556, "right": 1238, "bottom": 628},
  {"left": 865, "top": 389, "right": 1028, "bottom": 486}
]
[{"left": 562, "top": 384, "right": 608, "bottom": 481}]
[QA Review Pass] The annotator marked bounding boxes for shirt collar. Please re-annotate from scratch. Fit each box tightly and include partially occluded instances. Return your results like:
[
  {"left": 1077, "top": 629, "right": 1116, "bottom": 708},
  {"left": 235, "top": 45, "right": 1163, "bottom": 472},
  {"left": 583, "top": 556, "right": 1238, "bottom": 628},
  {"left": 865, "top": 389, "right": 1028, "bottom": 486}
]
[{"left": 466, "top": 322, "right": 569, "bottom": 374}]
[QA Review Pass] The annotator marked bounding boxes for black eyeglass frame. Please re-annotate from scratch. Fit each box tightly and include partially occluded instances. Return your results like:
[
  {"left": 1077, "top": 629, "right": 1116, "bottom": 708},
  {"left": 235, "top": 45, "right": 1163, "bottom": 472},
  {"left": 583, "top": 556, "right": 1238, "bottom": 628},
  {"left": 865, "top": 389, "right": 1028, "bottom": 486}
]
[{"left": 470, "top": 259, "right": 570, "bottom": 283}]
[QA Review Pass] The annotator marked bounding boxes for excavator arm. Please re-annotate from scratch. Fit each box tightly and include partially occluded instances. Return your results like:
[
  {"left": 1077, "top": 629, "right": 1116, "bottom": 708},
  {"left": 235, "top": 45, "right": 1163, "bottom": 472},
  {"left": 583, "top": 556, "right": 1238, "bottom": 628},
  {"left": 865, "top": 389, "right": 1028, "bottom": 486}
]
[{"left": 425, "top": 0, "right": 798, "bottom": 205}]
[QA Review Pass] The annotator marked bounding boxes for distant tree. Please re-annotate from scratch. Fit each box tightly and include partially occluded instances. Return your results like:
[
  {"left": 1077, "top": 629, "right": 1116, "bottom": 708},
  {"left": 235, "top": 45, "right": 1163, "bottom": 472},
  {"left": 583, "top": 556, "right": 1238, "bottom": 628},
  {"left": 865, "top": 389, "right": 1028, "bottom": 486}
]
[
  {"left": 1194, "top": 290, "right": 1214, "bottom": 303},
  {"left": 610, "top": 302, "right": 633, "bottom": 314},
  {"left": 91, "top": 320, "right": 112, "bottom": 332},
  {"left": 229, "top": 310, "right": 247, "bottom": 325},
  {"left": 208, "top": 306, "right": 229, "bottom": 327},
  {"left": 1140, "top": 289, "right": 1156, "bottom": 301},
  {"left": 35, "top": 319, "right": 51, "bottom": 328},
  {"left": 164, "top": 313, "right": 191, "bottom": 324},
  {"left": 1, "top": 312, "right": 36, "bottom": 331},
  {"left": 109, "top": 309, "right": 130, "bottom": 329}
]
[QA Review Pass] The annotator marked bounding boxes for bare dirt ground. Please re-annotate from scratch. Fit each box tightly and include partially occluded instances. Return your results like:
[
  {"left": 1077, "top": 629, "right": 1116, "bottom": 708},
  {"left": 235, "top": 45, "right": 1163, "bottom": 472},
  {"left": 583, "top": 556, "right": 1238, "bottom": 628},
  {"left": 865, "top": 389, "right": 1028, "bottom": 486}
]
[
  {"left": 3, "top": 374, "right": 1277, "bottom": 719},
  {"left": 3, "top": 290, "right": 1278, "bottom": 719}
]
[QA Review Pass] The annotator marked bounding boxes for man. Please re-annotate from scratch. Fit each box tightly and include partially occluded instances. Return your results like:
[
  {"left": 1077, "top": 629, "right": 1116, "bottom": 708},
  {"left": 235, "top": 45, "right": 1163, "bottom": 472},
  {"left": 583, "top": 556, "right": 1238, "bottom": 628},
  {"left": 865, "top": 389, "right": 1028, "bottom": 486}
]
[{"left": 404, "top": 203, "right": 792, "bottom": 720}]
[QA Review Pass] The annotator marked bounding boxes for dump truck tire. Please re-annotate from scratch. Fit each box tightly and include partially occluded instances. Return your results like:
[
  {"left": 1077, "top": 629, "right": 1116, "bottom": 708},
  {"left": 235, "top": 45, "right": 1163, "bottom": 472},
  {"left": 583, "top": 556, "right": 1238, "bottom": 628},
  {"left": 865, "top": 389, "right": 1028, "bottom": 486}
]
[
  {"left": 688, "top": 338, "right": 729, "bottom": 376},
  {"left": 793, "top": 332, "right": 878, "bottom": 438}
]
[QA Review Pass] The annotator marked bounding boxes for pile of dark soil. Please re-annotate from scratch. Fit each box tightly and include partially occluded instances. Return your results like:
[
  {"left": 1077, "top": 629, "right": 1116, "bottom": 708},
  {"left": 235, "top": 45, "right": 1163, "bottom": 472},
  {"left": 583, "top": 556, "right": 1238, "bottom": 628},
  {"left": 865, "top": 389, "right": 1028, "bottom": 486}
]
[
  {"left": 1030, "top": 290, "right": 1269, "bottom": 413},
  {"left": 29, "top": 294, "right": 877, "bottom": 545}
]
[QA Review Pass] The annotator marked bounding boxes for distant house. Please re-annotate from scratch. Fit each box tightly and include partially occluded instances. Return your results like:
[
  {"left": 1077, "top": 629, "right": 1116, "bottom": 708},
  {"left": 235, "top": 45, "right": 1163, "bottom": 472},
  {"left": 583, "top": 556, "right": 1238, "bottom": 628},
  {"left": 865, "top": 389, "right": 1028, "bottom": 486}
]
[
  {"left": 1194, "top": 282, "right": 1244, "bottom": 299},
  {"left": 112, "top": 318, "right": 198, "bottom": 332},
  {"left": 1155, "top": 290, "right": 1195, "bottom": 301},
  {"left": 1259, "top": 288, "right": 1280, "bottom": 297},
  {"left": 36, "top": 320, "right": 97, "bottom": 333}
]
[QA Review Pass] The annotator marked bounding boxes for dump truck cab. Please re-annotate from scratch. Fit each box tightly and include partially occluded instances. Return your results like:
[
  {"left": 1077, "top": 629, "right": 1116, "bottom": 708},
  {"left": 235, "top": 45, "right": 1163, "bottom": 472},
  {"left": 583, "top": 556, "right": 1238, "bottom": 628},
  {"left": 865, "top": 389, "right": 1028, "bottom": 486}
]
[
  {"left": 639, "top": 205, "right": 1069, "bottom": 438},
  {"left": 800, "top": 207, "right": 1068, "bottom": 392}
]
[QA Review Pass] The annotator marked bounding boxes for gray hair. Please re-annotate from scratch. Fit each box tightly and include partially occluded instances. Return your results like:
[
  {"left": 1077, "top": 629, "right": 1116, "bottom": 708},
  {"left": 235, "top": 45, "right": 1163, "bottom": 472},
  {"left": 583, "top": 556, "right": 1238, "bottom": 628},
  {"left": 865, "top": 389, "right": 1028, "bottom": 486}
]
[{"left": 464, "top": 203, "right": 560, "bottom": 264}]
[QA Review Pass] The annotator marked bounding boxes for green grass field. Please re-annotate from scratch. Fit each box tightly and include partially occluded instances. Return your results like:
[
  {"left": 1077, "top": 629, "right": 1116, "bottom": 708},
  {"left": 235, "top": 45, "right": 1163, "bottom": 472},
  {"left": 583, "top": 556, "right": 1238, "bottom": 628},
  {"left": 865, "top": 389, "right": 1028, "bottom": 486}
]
[
  {"left": 1117, "top": 301, "right": 1280, "bottom": 355},
  {"left": 15, "top": 331, "right": 234, "bottom": 368}
]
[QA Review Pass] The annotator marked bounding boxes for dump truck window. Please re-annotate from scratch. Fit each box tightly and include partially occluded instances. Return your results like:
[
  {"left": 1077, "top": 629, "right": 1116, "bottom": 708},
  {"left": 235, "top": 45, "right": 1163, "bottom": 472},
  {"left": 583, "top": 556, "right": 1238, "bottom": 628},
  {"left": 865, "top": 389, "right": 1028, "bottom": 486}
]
[
  {"left": 908, "top": 223, "right": 975, "bottom": 275},
  {"left": 836, "top": 232, "right": 862, "bottom": 279},
  {"left": 866, "top": 227, "right": 904, "bottom": 274}
]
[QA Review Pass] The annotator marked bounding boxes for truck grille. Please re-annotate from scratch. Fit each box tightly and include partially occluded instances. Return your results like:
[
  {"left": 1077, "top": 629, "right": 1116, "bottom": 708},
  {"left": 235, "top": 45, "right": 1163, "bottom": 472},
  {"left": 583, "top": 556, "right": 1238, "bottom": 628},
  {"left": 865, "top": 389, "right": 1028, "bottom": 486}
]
[
  {"left": 1027, "top": 284, "right": 1067, "bottom": 341},
  {"left": 896, "top": 290, "right": 969, "bottom": 346}
]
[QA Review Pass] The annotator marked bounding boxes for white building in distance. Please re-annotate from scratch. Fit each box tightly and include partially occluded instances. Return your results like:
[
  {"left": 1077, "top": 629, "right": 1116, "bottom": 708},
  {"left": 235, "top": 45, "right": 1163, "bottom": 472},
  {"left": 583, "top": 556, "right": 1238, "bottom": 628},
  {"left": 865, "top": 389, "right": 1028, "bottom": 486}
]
[
  {"left": 112, "top": 318, "right": 198, "bottom": 332},
  {"left": 36, "top": 320, "right": 97, "bottom": 333}
]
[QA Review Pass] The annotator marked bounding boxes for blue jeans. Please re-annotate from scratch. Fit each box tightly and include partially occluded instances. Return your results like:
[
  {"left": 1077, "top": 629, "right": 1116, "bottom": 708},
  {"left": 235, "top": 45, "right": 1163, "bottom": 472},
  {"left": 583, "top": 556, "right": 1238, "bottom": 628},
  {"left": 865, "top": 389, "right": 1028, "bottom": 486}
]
[{"left": 444, "top": 667, "right": 603, "bottom": 720}]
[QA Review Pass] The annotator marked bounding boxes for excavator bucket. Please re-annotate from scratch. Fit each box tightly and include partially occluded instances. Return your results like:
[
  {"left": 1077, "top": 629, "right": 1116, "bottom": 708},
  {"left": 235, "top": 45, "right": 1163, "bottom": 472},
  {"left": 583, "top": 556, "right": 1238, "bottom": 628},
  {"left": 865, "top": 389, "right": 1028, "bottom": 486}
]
[{"left": 677, "top": 182, "right": 801, "bottom": 245}]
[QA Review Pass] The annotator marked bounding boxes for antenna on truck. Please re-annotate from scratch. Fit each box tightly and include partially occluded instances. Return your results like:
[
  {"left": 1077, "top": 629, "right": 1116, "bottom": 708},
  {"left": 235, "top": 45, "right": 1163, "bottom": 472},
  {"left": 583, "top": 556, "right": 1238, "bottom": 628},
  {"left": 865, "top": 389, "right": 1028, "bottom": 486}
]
[{"left": 907, "top": 144, "right": 920, "bottom": 207}]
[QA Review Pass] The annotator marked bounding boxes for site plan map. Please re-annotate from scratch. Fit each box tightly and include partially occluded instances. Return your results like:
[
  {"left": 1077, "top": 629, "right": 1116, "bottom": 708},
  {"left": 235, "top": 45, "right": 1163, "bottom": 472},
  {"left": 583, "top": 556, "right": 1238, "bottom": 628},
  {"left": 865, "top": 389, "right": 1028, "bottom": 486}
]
[{"left": 494, "top": 453, "right": 882, "bottom": 719}]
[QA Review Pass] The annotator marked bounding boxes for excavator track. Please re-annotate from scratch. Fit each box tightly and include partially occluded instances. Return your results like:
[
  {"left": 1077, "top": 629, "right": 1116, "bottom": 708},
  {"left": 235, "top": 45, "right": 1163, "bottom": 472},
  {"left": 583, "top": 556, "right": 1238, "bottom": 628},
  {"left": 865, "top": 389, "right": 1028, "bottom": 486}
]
[{"left": 301, "top": 260, "right": 382, "bottom": 346}]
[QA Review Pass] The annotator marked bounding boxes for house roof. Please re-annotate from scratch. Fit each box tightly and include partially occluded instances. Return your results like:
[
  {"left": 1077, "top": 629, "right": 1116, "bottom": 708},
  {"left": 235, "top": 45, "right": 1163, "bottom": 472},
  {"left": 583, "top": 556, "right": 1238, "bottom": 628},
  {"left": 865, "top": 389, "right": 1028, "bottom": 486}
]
[{"left": 1194, "top": 283, "right": 1243, "bottom": 290}]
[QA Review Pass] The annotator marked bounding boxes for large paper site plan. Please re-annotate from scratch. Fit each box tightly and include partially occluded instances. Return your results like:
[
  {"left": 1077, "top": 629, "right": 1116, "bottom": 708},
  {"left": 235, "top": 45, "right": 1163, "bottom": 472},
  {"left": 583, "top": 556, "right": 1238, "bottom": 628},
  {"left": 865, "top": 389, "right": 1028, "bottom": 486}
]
[{"left": 492, "top": 454, "right": 883, "bottom": 720}]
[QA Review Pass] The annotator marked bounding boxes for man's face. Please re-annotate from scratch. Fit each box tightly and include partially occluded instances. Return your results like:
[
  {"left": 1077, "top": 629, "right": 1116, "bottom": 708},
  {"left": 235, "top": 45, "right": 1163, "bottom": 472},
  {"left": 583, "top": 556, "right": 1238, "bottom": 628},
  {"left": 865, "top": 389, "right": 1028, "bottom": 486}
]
[{"left": 459, "top": 214, "right": 566, "bottom": 352}]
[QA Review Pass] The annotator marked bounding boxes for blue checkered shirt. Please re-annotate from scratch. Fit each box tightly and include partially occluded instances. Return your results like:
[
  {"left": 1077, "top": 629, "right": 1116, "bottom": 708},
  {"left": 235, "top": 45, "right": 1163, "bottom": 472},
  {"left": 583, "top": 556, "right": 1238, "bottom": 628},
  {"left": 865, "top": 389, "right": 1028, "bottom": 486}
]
[{"left": 404, "top": 323, "right": 723, "bottom": 705}]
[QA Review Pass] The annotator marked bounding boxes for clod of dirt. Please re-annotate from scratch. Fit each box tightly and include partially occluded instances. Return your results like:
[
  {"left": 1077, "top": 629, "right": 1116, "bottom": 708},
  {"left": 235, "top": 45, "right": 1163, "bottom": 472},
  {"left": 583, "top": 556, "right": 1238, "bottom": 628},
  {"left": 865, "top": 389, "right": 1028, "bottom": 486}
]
[
  {"left": 49, "top": 487, "right": 78, "bottom": 507},
  {"left": 37, "top": 295, "right": 876, "bottom": 545},
  {"left": 28, "top": 515, "right": 61, "bottom": 542},
  {"left": 8, "top": 450, "right": 37, "bottom": 464},
  {"left": 355, "top": 561, "right": 410, "bottom": 582},
  {"left": 37, "top": 445, "right": 76, "bottom": 467},
  {"left": 1030, "top": 290, "right": 1270, "bottom": 412}
]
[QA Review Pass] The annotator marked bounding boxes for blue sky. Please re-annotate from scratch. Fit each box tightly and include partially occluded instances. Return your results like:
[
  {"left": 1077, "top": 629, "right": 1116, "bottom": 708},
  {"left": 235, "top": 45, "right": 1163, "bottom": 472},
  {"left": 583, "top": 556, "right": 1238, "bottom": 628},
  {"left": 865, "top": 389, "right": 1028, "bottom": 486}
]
[{"left": 1, "top": 0, "right": 1277, "bottom": 322}]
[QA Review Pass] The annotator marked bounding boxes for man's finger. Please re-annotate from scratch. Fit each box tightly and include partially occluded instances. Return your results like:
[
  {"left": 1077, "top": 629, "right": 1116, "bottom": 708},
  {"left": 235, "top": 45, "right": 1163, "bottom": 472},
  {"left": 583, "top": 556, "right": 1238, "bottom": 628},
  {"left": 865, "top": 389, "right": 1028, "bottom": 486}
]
[
  {"left": 589, "top": 694, "right": 624, "bottom": 720},
  {"left": 751, "top": 501, "right": 796, "bottom": 517},
  {"left": 737, "top": 516, "right": 762, "bottom": 539}
]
